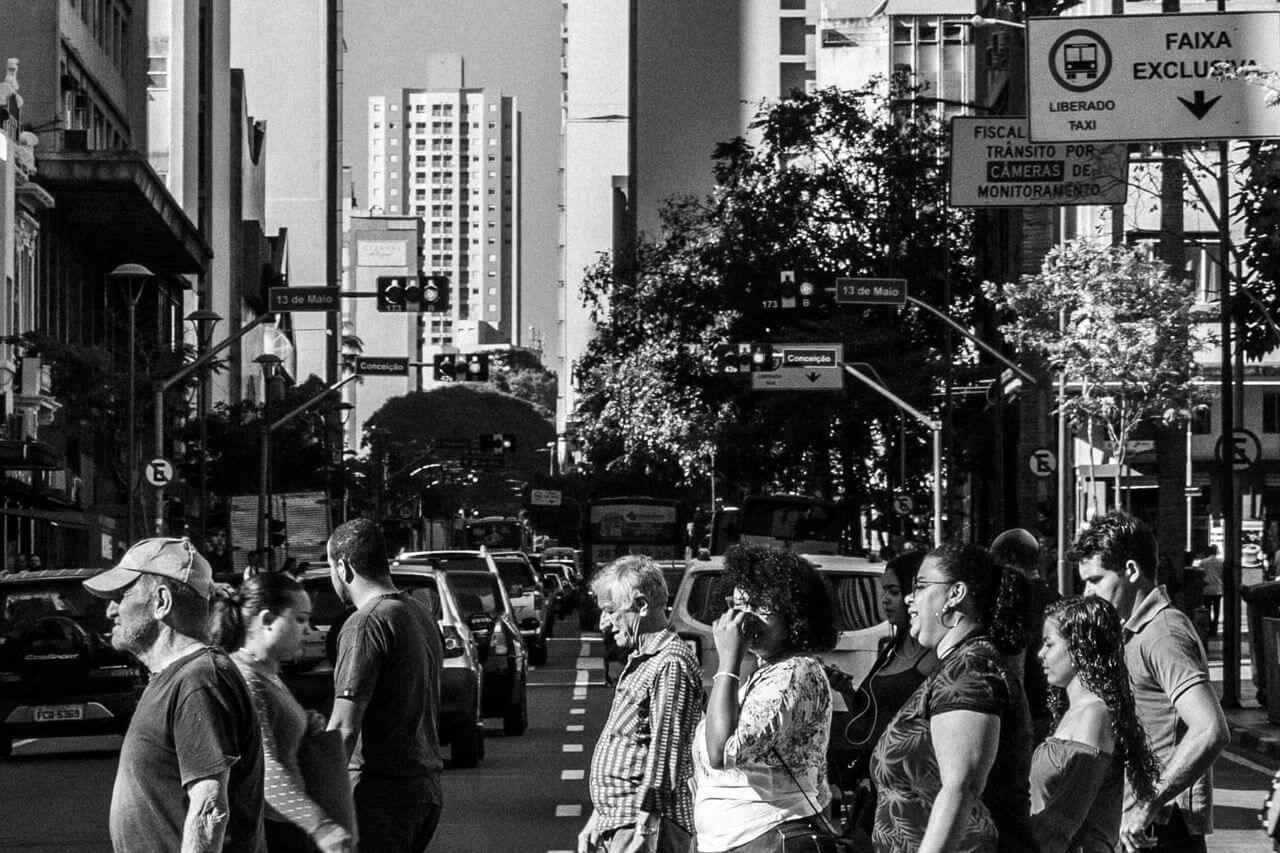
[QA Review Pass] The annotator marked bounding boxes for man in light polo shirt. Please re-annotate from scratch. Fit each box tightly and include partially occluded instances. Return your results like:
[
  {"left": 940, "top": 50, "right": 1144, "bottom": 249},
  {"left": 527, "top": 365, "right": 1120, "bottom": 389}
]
[{"left": 1071, "top": 511, "right": 1228, "bottom": 853}]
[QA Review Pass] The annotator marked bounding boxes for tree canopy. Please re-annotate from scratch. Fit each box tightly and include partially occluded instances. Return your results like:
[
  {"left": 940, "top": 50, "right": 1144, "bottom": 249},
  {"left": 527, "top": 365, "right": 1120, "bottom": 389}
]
[{"left": 574, "top": 76, "right": 980, "bottom": 510}]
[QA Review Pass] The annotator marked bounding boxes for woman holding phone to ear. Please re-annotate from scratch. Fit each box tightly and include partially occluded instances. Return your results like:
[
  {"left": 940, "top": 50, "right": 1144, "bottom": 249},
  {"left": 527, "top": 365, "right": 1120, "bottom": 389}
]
[{"left": 692, "top": 544, "right": 839, "bottom": 853}]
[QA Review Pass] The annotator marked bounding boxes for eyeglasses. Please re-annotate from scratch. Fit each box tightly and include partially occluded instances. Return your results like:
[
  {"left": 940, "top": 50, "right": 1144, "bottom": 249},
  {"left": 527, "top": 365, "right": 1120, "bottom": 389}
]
[
  {"left": 911, "top": 580, "right": 953, "bottom": 596},
  {"left": 725, "top": 595, "right": 774, "bottom": 618}
]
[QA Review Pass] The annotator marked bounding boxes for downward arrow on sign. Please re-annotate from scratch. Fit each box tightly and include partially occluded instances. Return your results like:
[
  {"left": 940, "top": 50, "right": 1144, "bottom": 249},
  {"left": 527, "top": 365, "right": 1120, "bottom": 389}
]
[
  {"left": 1177, "top": 90, "right": 1222, "bottom": 120},
  {"left": 806, "top": 372, "right": 822, "bottom": 383}
]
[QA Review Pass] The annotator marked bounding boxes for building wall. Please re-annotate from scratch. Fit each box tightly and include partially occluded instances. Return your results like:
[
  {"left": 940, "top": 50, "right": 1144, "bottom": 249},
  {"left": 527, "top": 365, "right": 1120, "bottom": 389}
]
[{"left": 229, "top": 0, "right": 339, "bottom": 384}]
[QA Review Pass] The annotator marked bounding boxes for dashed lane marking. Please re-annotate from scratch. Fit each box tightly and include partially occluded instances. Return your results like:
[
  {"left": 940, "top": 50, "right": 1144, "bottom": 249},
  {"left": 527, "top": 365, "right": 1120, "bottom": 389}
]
[
  {"left": 561, "top": 769, "right": 585, "bottom": 780},
  {"left": 573, "top": 688, "right": 587, "bottom": 700},
  {"left": 570, "top": 708, "right": 586, "bottom": 715},
  {"left": 555, "top": 805, "right": 583, "bottom": 818},
  {"left": 1221, "top": 746, "right": 1278, "bottom": 776},
  {"left": 579, "top": 641, "right": 592, "bottom": 657},
  {"left": 578, "top": 658, "right": 603, "bottom": 671},
  {"left": 563, "top": 744, "right": 584, "bottom": 753},
  {"left": 566, "top": 724, "right": 584, "bottom": 732},
  {"left": 575, "top": 670, "right": 590, "bottom": 685}
]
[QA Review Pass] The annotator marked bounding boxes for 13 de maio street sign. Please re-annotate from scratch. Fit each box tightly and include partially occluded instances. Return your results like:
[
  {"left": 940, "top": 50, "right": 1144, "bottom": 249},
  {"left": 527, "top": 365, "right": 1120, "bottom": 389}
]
[{"left": 1027, "top": 12, "right": 1280, "bottom": 142}]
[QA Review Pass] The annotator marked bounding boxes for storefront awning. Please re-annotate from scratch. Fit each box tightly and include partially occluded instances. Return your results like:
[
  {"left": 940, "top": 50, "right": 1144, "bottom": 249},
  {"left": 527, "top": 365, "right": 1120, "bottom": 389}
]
[{"left": 36, "top": 151, "right": 210, "bottom": 275}]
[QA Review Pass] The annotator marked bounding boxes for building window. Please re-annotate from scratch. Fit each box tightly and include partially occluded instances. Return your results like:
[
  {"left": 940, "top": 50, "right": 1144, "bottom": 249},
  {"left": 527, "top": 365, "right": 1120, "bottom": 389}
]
[
  {"left": 1266, "top": 394, "right": 1280, "bottom": 434},
  {"left": 781, "top": 0, "right": 806, "bottom": 7},
  {"left": 780, "top": 18, "right": 807, "bottom": 55},
  {"left": 779, "top": 63, "right": 808, "bottom": 98}
]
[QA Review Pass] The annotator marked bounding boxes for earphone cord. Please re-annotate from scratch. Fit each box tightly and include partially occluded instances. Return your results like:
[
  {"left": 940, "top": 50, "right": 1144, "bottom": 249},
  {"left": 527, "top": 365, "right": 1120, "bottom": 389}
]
[{"left": 842, "top": 626, "right": 899, "bottom": 748}]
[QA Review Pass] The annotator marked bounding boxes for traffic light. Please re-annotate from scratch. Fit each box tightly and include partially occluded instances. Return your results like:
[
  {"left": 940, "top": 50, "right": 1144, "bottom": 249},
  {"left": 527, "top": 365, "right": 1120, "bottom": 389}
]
[
  {"left": 712, "top": 344, "right": 740, "bottom": 373},
  {"left": 376, "top": 276, "right": 412, "bottom": 312},
  {"left": 266, "top": 516, "right": 286, "bottom": 548},
  {"left": 748, "top": 343, "right": 774, "bottom": 372},
  {"left": 479, "top": 433, "right": 517, "bottom": 454},
  {"left": 420, "top": 275, "right": 450, "bottom": 312},
  {"left": 433, "top": 353, "right": 458, "bottom": 382},
  {"left": 464, "top": 353, "right": 489, "bottom": 382}
]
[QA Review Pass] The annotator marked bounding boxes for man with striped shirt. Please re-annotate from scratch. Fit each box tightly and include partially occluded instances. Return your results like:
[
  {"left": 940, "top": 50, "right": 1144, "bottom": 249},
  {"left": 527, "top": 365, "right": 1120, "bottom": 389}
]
[{"left": 578, "top": 556, "right": 705, "bottom": 853}]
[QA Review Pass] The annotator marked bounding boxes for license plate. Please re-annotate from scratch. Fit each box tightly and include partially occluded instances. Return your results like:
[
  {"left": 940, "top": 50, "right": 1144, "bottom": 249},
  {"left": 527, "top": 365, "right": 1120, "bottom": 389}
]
[{"left": 33, "top": 704, "right": 84, "bottom": 722}]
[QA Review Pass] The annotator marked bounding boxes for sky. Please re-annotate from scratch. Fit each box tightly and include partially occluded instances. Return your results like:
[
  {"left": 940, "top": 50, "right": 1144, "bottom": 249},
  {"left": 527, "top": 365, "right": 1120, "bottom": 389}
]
[{"left": 344, "top": 0, "right": 565, "bottom": 361}]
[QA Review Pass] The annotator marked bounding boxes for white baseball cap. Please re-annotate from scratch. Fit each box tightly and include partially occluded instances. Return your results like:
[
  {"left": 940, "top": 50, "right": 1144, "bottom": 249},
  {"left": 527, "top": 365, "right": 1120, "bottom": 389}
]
[{"left": 84, "top": 537, "right": 214, "bottom": 600}]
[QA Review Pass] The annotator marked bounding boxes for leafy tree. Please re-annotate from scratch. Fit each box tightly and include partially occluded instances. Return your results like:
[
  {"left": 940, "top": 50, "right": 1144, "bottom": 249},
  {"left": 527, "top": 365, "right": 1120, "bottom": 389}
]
[
  {"left": 574, "top": 75, "right": 976, "bottom": 513},
  {"left": 484, "top": 349, "right": 556, "bottom": 417},
  {"left": 983, "top": 238, "right": 1209, "bottom": 506}
]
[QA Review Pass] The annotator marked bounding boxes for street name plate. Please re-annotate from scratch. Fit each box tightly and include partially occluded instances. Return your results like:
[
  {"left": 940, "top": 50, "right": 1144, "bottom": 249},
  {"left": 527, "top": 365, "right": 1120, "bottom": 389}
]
[
  {"left": 530, "top": 489, "right": 563, "bottom": 507},
  {"left": 949, "top": 117, "right": 1127, "bottom": 207},
  {"left": 356, "top": 356, "right": 410, "bottom": 377},
  {"left": 1027, "top": 12, "right": 1280, "bottom": 142},
  {"left": 268, "top": 286, "right": 341, "bottom": 312},
  {"left": 834, "top": 278, "right": 906, "bottom": 306},
  {"left": 752, "top": 344, "right": 844, "bottom": 391}
]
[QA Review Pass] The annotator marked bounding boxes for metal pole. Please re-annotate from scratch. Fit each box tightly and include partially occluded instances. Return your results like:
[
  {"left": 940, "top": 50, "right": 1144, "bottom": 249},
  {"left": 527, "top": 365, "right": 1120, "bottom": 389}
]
[
  {"left": 257, "top": 428, "right": 269, "bottom": 556},
  {"left": 933, "top": 427, "right": 943, "bottom": 546},
  {"left": 1057, "top": 336, "right": 1070, "bottom": 596},
  {"left": 1220, "top": 137, "right": 1240, "bottom": 708},
  {"left": 128, "top": 298, "right": 137, "bottom": 543}
]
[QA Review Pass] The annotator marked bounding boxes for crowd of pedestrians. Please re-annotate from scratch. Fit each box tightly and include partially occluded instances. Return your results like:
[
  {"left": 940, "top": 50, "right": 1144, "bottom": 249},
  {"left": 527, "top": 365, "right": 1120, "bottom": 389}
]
[
  {"left": 581, "top": 510, "right": 1228, "bottom": 853},
  {"left": 82, "top": 517, "right": 443, "bottom": 853}
]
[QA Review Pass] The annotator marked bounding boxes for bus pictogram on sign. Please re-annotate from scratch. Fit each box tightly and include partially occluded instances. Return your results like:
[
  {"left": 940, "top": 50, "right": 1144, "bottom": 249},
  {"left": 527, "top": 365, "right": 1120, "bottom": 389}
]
[{"left": 1049, "top": 29, "right": 1112, "bottom": 92}]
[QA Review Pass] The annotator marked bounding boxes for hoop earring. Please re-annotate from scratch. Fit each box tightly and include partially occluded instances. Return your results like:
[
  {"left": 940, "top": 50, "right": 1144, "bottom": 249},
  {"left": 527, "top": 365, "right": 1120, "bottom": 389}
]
[{"left": 936, "top": 609, "right": 961, "bottom": 629}]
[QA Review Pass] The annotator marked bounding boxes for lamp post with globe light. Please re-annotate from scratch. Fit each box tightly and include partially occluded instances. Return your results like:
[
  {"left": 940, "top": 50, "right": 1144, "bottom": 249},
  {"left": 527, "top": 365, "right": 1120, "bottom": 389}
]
[{"left": 107, "top": 263, "right": 154, "bottom": 543}]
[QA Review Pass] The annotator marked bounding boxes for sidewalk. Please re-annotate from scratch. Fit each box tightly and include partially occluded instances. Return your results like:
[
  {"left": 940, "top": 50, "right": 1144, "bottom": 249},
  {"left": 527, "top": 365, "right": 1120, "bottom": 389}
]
[{"left": 1208, "top": 630, "right": 1280, "bottom": 766}]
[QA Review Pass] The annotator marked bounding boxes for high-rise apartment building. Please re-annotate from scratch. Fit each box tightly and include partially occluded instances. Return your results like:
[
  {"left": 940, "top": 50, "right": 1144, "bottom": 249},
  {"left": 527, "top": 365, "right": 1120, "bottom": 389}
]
[{"left": 367, "top": 58, "right": 521, "bottom": 349}]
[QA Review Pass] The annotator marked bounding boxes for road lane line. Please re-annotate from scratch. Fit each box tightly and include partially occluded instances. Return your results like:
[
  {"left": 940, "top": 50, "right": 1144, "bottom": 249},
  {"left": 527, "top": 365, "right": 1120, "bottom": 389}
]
[
  {"left": 573, "top": 688, "right": 587, "bottom": 700},
  {"left": 563, "top": 744, "right": 583, "bottom": 752},
  {"left": 567, "top": 724, "right": 584, "bottom": 732},
  {"left": 579, "top": 641, "right": 591, "bottom": 657},
  {"left": 555, "top": 805, "right": 583, "bottom": 817},
  {"left": 1222, "top": 747, "right": 1278, "bottom": 775},
  {"left": 570, "top": 708, "right": 585, "bottom": 715},
  {"left": 577, "top": 658, "right": 603, "bottom": 671},
  {"left": 561, "top": 769, "right": 585, "bottom": 780}
]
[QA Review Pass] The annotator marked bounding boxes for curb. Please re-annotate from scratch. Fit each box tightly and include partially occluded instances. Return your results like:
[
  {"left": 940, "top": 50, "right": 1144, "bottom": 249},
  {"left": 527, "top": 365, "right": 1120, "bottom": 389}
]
[{"left": 1230, "top": 720, "right": 1280, "bottom": 765}]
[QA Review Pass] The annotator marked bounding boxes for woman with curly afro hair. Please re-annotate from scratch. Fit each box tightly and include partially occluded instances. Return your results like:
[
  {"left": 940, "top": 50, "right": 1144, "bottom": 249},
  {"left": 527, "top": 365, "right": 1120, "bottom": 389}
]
[
  {"left": 691, "top": 545, "right": 839, "bottom": 851},
  {"left": 1031, "top": 596, "right": 1161, "bottom": 853}
]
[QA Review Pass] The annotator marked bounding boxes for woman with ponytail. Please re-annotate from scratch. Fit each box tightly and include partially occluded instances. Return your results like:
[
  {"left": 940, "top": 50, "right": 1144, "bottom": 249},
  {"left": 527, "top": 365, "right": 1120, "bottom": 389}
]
[
  {"left": 1031, "top": 596, "right": 1161, "bottom": 853},
  {"left": 209, "top": 574, "right": 354, "bottom": 853},
  {"left": 870, "top": 542, "right": 1037, "bottom": 853}
]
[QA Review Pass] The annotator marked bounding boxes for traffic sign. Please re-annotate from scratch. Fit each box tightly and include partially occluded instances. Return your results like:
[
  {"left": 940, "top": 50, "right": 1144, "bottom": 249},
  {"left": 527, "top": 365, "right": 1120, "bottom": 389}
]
[
  {"left": 268, "top": 286, "right": 341, "bottom": 312},
  {"left": 948, "top": 117, "right": 1127, "bottom": 207},
  {"left": 356, "top": 356, "right": 410, "bottom": 377},
  {"left": 751, "top": 344, "right": 845, "bottom": 391},
  {"left": 834, "top": 278, "right": 906, "bottom": 306},
  {"left": 1028, "top": 448, "right": 1058, "bottom": 478},
  {"left": 893, "top": 495, "right": 914, "bottom": 515},
  {"left": 530, "top": 489, "right": 563, "bottom": 507},
  {"left": 145, "top": 458, "right": 175, "bottom": 488},
  {"left": 1027, "top": 12, "right": 1280, "bottom": 142},
  {"left": 1215, "top": 428, "right": 1262, "bottom": 471}
]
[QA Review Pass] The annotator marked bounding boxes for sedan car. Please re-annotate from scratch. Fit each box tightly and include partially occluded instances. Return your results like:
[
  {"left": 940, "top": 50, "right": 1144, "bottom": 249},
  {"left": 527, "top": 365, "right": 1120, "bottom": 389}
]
[
  {"left": 0, "top": 568, "right": 147, "bottom": 758},
  {"left": 286, "top": 565, "right": 489, "bottom": 767}
]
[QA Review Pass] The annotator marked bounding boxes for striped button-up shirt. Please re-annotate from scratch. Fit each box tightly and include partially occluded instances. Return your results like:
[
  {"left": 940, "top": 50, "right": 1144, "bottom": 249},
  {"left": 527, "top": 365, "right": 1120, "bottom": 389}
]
[{"left": 589, "top": 627, "right": 705, "bottom": 834}]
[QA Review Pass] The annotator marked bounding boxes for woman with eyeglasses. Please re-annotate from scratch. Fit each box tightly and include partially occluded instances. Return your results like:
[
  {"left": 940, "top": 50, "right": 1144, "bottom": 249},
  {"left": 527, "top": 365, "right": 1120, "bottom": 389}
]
[
  {"left": 692, "top": 544, "right": 839, "bottom": 852},
  {"left": 1031, "top": 596, "right": 1160, "bottom": 853},
  {"left": 870, "top": 542, "right": 1036, "bottom": 853}
]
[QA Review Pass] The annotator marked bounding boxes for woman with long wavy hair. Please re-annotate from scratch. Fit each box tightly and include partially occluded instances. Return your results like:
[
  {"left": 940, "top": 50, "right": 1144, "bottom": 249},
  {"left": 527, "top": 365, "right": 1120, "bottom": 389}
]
[{"left": 1031, "top": 596, "right": 1161, "bottom": 853}]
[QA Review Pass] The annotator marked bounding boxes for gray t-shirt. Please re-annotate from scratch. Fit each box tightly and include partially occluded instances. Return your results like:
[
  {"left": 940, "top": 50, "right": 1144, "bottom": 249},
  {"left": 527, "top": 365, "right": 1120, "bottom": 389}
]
[
  {"left": 1123, "top": 586, "right": 1213, "bottom": 835},
  {"left": 334, "top": 592, "right": 443, "bottom": 794}
]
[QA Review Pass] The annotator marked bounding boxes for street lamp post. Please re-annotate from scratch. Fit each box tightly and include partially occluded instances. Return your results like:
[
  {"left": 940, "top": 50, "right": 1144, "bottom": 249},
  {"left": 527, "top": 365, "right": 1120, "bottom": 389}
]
[
  {"left": 255, "top": 353, "right": 283, "bottom": 566},
  {"left": 108, "top": 263, "right": 154, "bottom": 544},
  {"left": 187, "top": 309, "right": 222, "bottom": 545}
]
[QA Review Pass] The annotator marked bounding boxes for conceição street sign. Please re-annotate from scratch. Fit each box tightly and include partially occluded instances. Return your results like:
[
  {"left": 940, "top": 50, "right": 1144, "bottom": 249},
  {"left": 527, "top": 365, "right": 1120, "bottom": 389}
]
[
  {"left": 355, "top": 356, "right": 410, "bottom": 377},
  {"left": 1027, "top": 12, "right": 1280, "bottom": 142}
]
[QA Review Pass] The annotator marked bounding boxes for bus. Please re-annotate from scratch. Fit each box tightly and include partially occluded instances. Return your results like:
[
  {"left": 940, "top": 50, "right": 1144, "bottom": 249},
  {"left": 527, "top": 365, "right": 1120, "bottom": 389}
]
[
  {"left": 710, "top": 493, "right": 843, "bottom": 556},
  {"left": 461, "top": 516, "right": 530, "bottom": 552},
  {"left": 583, "top": 496, "right": 686, "bottom": 571}
]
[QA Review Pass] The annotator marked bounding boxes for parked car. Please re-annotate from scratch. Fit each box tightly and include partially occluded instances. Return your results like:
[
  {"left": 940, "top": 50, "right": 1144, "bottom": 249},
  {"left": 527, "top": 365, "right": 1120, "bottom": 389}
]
[
  {"left": 668, "top": 553, "right": 889, "bottom": 692},
  {"left": 399, "top": 550, "right": 550, "bottom": 666},
  {"left": 285, "top": 565, "right": 489, "bottom": 767},
  {"left": 0, "top": 569, "right": 148, "bottom": 758},
  {"left": 542, "top": 560, "right": 579, "bottom": 610},
  {"left": 542, "top": 572, "right": 572, "bottom": 618}
]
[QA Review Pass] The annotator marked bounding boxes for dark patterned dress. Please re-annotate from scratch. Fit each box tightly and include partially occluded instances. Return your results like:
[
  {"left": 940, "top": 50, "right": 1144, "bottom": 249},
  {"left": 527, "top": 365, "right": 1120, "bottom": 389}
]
[{"left": 870, "top": 635, "right": 1037, "bottom": 853}]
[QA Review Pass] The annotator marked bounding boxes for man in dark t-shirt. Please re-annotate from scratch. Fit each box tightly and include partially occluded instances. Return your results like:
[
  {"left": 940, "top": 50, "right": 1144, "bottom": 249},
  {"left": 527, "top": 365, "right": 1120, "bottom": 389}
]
[
  {"left": 326, "top": 518, "right": 444, "bottom": 852},
  {"left": 84, "top": 537, "right": 265, "bottom": 852}
]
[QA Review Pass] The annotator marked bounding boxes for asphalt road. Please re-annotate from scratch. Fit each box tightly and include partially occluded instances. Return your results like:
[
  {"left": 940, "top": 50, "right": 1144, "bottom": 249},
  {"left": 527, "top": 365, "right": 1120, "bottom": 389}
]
[{"left": 0, "top": 622, "right": 1276, "bottom": 852}]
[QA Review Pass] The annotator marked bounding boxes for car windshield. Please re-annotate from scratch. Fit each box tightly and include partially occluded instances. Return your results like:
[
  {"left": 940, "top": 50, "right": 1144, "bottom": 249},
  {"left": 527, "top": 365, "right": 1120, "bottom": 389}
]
[
  {"left": 449, "top": 573, "right": 501, "bottom": 618},
  {"left": 0, "top": 586, "right": 110, "bottom": 635},
  {"left": 494, "top": 559, "right": 535, "bottom": 591},
  {"left": 684, "top": 571, "right": 882, "bottom": 630},
  {"left": 396, "top": 577, "right": 444, "bottom": 621}
]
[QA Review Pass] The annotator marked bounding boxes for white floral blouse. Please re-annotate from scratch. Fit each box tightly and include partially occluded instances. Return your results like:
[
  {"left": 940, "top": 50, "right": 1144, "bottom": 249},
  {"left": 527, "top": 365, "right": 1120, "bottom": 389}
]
[{"left": 692, "top": 654, "right": 833, "bottom": 852}]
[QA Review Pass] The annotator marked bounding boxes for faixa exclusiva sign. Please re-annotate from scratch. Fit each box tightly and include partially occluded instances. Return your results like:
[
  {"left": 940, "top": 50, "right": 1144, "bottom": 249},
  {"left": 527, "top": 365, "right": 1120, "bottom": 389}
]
[
  {"left": 948, "top": 117, "right": 1127, "bottom": 207},
  {"left": 1027, "top": 11, "right": 1280, "bottom": 143}
]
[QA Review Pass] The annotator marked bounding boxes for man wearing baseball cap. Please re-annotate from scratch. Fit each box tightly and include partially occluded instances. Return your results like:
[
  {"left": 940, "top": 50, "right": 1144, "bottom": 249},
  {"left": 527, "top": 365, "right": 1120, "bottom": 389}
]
[{"left": 85, "top": 537, "right": 265, "bottom": 852}]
